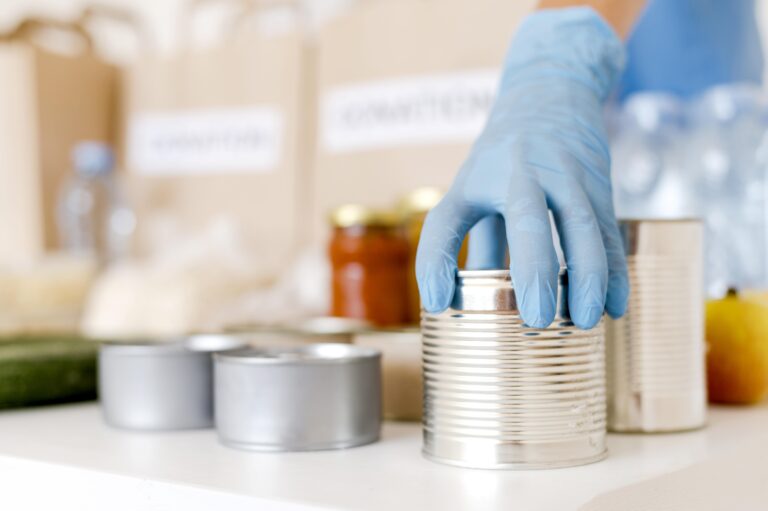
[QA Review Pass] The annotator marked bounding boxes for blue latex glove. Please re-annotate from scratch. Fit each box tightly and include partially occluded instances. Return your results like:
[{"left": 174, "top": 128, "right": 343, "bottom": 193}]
[
  {"left": 620, "top": 0, "right": 763, "bottom": 99},
  {"left": 416, "top": 7, "right": 629, "bottom": 329}
]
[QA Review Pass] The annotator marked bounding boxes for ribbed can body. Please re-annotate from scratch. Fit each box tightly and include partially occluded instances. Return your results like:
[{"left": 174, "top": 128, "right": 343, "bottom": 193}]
[
  {"left": 421, "top": 270, "right": 607, "bottom": 469},
  {"left": 606, "top": 220, "right": 707, "bottom": 432}
]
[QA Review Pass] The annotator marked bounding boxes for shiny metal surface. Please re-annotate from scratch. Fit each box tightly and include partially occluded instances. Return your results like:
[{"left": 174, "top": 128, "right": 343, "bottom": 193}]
[
  {"left": 99, "top": 342, "right": 210, "bottom": 431},
  {"left": 606, "top": 219, "right": 707, "bottom": 432},
  {"left": 214, "top": 344, "right": 381, "bottom": 451},
  {"left": 225, "top": 317, "right": 371, "bottom": 345},
  {"left": 422, "top": 270, "right": 607, "bottom": 469},
  {"left": 451, "top": 270, "right": 570, "bottom": 317}
]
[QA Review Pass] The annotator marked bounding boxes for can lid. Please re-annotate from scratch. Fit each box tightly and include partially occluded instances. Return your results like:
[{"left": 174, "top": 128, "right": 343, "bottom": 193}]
[
  {"left": 450, "top": 269, "right": 569, "bottom": 316},
  {"left": 330, "top": 204, "right": 402, "bottom": 228},
  {"left": 72, "top": 141, "right": 114, "bottom": 177},
  {"left": 99, "top": 340, "right": 189, "bottom": 357},
  {"left": 215, "top": 343, "right": 380, "bottom": 365},
  {"left": 184, "top": 334, "right": 248, "bottom": 352},
  {"left": 225, "top": 317, "right": 371, "bottom": 339},
  {"left": 100, "top": 335, "right": 245, "bottom": 356}
]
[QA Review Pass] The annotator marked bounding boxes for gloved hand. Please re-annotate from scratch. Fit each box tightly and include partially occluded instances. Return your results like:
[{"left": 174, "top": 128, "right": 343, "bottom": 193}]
[{"left": 416, "top": 7, "right": 629, "bottom": 329}]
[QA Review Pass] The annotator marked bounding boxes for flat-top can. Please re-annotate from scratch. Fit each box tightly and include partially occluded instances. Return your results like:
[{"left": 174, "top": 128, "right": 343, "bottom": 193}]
[
  {"left": 99, "top": 334, "right": 245, "bottom": 431},
  {"left": 214, "top": 343, "right": 381, "bottom": 451}
]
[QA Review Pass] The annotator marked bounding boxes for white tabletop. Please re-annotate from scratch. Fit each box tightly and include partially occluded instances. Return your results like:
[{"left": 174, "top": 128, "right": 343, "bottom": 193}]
[{"left": 0, "top": 403, "right": 766, "bottom": 511}]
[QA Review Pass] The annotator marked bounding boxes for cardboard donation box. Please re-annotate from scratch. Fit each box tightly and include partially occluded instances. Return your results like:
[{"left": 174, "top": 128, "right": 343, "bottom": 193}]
[
  {"left": 123, "top": 6, "right": 310, "bottom": 275},
  {"left": 312, "top": 0, "right": 536, "bottom": 240},
  {"left": 0, "top": 19, "right": 117, "bottom": 265}
]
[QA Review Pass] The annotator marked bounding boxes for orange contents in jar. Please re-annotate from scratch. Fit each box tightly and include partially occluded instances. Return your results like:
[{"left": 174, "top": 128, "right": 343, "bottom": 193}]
[
  {"left": 329, "top": 205, "right": 410, "bottom": 327},
  {"left": 398, "top": 188, "right": 468, "bottom": 324}
]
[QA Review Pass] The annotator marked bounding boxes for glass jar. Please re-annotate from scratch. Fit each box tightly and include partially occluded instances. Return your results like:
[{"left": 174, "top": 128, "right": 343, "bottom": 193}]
[
  {"left": 398, "top": 188, "right": 467, "bottom": 324},
  {"left": 329, "top": 205, "right": 410, "bottom": 327}
]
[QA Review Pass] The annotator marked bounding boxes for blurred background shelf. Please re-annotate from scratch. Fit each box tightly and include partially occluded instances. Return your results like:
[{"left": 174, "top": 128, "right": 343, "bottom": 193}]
[{"left": 0, "top": 403, "right": 766, "bottom": 511}]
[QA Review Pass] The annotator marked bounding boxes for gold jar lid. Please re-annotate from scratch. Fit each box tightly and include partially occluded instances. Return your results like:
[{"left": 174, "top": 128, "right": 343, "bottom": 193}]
[
  {"left": 330, "top": 204, "right": 403, "bottom": 228},
  {"left": 397, "top": 187, "right": 444, "bottom": 216}
]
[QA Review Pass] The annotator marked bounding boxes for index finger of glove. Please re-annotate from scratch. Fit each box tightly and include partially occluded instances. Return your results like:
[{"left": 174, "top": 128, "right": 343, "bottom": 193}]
[{"left": 416, "top": 195, "right": 483, "bottom": 313}]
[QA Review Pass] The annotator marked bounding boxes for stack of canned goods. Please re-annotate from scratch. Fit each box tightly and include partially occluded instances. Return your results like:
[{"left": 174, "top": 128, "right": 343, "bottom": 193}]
[
  {"left": 419, "top": 219, "right": 707, "bottom": 470},
  {"left": 99, "top": 332, "right": 382, "bottom": 451},
  {"left": 421, "top": 270, "right": 607, "bottom": 469}
]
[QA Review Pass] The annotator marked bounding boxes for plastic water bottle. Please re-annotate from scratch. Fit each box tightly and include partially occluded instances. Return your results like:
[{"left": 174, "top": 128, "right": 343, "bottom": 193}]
[
  {"left": 57, "top": 142, "right": 135, "bottom": 263},
  {"left": 610, "top": 93, "right": 687, "bottom": 219},
  {"left": 687, "top": 84, "right": 768, "bottom": 295}
]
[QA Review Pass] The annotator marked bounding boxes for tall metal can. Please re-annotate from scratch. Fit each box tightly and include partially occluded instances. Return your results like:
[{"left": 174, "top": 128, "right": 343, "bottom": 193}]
[
  {"left": 422, "top": 270, "right": 607, "bottom": 469},
  {"left": 606, "top": 219, "right": 707, "bottom": 432}
]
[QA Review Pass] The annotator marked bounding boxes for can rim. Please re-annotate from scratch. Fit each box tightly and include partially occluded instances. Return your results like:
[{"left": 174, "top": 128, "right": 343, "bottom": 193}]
[
  {"left": 214, "top": 343, "right": 380, "bottom": 365},
  {"left": 456, "top": 268, "right": 568, "bottom": 280},
  {"left": 225, "top": 317, "right": 371, "bottom": 337},
  {"left": 100, "top": 334, "right": 248, "bottom": 356},
  {"left": 99, "top": 340, "right": 188, "bottom": 356},
  {"left": 450, "top": 269, "right": 569, "bottom": 314},
  {"left": 184, "top": 334, "right": 248, "bottom": 353}
]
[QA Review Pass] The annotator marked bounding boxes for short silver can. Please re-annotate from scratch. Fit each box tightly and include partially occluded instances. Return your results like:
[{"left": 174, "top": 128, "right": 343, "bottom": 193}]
[
  {"left": 99, "top": 335, "right": 244, "bottom": 431},
  {"left": 422, "top": 270, "right": 607, "bottom": 470},
  {"left": 214, "top": 344, "right": 381, "bottom": 451},
  {"left": 606, "top": 219, "right": 707, "bottom": 432}
]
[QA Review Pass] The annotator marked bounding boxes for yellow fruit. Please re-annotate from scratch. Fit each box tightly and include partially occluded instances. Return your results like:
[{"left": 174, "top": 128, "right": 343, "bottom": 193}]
[{"left": 706, "top": 290, "right": 768, "bottom": 404}]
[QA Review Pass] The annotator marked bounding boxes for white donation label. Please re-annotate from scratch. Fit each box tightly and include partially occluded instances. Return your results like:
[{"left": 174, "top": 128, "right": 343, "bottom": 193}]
[
  {"left": 321, "top": 70, "right": 499, "bottom": 153},
  {"left": 128, "top": 107, "right": 283, "bottom": 175}
]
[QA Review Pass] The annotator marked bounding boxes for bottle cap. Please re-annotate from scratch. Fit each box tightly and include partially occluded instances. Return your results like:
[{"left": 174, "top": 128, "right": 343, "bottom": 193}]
[
  {"left": 623, "top": 92, "right": 683, "bottom": 132},
  {"left": 72, "top": 141, "right": 114, "bottom": 176},
  {"left": 329, "top": 204, "right": 403, "bottom": 228},
  {"left": 397, "top": 187, "right": 444, "bottom": 217}
]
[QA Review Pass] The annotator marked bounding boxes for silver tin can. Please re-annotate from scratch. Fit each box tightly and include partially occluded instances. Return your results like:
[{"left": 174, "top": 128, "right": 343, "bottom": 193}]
[
  {"left": 214, "top": 343, "right": 381, "bottom": 451},
  {"left": 422, "top": 270, "right": 607, "bottom": 470},
  {"left": 606, "top": 219, "right": 707, "bottom": 432},
  {"left": 99, "top": 335, "right": 244, "bottom": 430},
  {"left": 226, "top": 317, "right": 371, "bottom": 345}
]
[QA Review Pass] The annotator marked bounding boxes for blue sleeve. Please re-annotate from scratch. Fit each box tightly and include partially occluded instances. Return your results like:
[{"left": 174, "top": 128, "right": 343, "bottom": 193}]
[{"left": 618, "top": 0, "right": 763, "bottom": 99}]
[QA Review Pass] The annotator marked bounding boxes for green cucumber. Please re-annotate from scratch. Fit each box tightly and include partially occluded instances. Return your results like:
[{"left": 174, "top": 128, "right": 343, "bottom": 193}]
[{"left": 0, "top": 335, "right": 98, "bottom": 409}]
